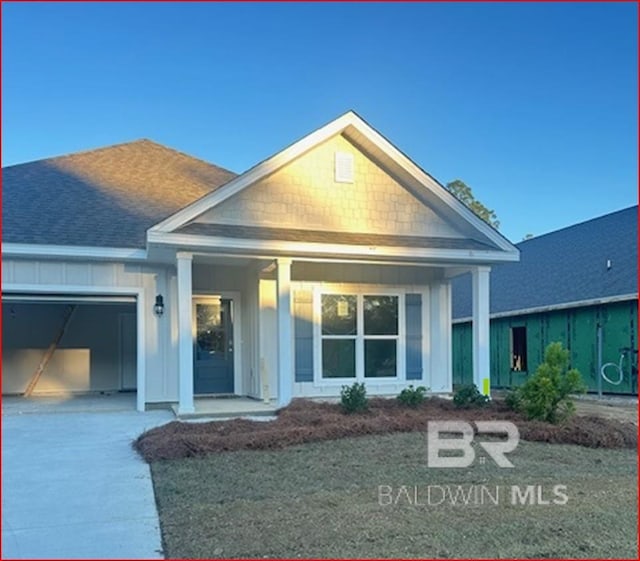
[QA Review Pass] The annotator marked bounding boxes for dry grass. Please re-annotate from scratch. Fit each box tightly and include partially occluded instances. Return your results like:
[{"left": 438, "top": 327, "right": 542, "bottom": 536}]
[
  {"left": 150, "top": 433, "right": 638, "bottom": 559},
  {"left": 134, "top": 397, "right": 637, "bottom": 462}
]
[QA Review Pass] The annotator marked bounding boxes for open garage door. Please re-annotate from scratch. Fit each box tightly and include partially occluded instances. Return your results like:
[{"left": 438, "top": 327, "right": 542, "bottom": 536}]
[{"left": 2, "top": 295, "right": 137, "bottom": 396}]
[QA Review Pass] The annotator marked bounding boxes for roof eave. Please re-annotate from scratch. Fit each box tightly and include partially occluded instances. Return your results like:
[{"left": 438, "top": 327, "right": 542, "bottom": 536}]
[
  {"left": 147, "top": 231, "right": 520, "bottom": 265},
  {"left": 1, "top": 243, "right": 148, "bottom": 262}
]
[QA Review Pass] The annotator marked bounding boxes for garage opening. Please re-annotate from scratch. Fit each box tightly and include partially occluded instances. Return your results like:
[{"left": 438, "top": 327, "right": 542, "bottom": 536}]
[{"left": 2, "top": 295, "right": 137, "bottom": 397}]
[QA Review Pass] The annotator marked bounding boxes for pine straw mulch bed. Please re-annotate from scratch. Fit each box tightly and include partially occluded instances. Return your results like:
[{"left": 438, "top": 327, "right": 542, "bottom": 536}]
[{"left": 134, "top": 397, "right": 638, "bottom": 462}]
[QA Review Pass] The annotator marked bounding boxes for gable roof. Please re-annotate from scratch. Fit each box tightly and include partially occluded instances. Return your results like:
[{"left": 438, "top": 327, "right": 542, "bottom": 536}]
[
  {"left": 151, "top": 110, "right": 518, "bottom": 258},
  {"left": 452, "top": 206, "right": 638, "bottom": 319},
  {"left": 2, "top": 139, "right": 236, "bottom": 249}
]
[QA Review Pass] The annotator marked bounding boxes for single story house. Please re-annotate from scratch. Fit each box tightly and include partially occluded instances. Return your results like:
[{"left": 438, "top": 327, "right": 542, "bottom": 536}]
[
  {"left": 451, "top": 205, "right": 638, "bottom": 395},
  {"left": 2, "top": 111, "right": 519, "bottom": 413}
]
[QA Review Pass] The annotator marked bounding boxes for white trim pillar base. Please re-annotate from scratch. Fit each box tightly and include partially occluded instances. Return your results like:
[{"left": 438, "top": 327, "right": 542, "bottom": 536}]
[
  {"left": 472, "top": 266, "right": 491, "bottom": 396},
  {"left": 276, "top": 258, "right": 293, "bottom": 408},
  {"left": 177, "top": 252, "right": 195, "bottom": 414}
]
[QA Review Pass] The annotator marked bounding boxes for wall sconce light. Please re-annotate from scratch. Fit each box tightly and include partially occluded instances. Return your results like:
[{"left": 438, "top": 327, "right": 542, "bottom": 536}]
[{"left": 154, "top": 295, "right": 165, "bottom": 317}]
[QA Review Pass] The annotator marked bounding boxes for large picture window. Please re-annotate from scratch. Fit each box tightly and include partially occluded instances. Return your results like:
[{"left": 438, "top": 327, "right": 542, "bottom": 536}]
[{"left": 320, "top": 293, "right": 400, "bottom": 380}]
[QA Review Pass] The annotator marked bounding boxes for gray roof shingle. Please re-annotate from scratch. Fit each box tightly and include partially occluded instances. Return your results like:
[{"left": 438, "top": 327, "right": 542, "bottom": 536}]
[
  {"left": 452, "top": 206, "right": 638, "bottom": 319},
  {"left": 177, "top": 222, "right": 498, "bottom": 250},
  {"left": 2, "top": 140, "right": 237, "bottom": 248}
]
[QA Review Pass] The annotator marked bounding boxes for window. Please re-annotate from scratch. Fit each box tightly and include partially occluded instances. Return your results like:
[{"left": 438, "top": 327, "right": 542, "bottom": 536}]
[
  {"left": 321, "top": 295, "right": 357, "bottom": 378},
  {"left": 320, "top": 293, "right": 400, "bottom": 380},
  {"left": 510, "top": 326, "right": 527, "bottom": 371},
  {"left": 363, "top": 296, "right": 398, "bottom": 377}
]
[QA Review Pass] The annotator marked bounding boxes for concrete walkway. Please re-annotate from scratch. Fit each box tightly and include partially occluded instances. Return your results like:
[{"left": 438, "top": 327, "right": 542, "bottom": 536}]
[{"left": 1, "top": 400, "right": 173, "bottom": 559}]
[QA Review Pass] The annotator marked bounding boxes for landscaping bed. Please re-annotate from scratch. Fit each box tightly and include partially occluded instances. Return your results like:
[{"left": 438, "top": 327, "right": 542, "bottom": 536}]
[{"left": 134, "top": 397, "right": 637, "bottom": 462}]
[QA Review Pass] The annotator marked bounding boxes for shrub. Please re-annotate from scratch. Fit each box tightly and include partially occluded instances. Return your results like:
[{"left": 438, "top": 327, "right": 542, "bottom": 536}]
[
  {"left": 340, "top": 382, "right": 368, "bottom": 414},
  {"left": 506, "top": 342, "right": 586, "bottom": 424},
  {"left": 504, "top": 390, "right": 521, "bottom": 411},
  {"left": 397, "top": 385, "right": 428, "bottom": 407},
  {"left": 453, "top": 384, "right": 490, "bottom": 408}
]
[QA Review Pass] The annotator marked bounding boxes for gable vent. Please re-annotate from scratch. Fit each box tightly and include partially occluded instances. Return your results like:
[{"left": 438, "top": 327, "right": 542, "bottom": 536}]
[{"left": 334, "top": 151, "right": 354, "bottom": 183}]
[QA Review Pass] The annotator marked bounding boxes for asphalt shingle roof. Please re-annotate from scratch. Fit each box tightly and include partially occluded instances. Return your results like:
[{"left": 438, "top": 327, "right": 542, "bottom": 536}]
[
  {"left": 2, "top": 140, "right": 237, "bottom": 248},
  {"left": 452, "top": 206, "right": 638, "bottom": 319},
  {"left": 177, "top": 222, "right": 498, "bottom": 250}
]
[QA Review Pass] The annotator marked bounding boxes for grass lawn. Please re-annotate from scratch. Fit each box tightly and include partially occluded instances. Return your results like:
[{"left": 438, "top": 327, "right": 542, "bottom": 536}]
[{"left": 151, "top": 432, "right": 637, "bottom": 559}]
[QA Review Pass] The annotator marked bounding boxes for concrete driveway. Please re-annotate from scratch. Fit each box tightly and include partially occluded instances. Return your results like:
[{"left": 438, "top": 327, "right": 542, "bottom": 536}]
[{"left": 2, "top": 397, "right": 173, "bottom": 559}]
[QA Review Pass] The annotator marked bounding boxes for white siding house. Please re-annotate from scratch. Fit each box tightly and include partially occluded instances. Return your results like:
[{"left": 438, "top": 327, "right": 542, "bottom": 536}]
[{"left": 2, "top": 111, "right": 519, "bottom": 412}]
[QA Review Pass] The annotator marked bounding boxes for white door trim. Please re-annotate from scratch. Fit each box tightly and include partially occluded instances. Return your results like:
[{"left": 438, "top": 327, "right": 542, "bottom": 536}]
[{"left": 192, "top": 291, "right": 243, "bottom": 395}]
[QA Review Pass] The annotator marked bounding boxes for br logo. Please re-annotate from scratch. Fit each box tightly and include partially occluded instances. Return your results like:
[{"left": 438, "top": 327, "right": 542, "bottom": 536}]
[{"left": 427, "top": 421, "right": 519, "bottom": 468}]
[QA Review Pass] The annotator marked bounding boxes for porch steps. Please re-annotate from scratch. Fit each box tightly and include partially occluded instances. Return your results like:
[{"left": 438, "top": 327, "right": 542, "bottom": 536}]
[{"left": 171, "top": 397, "right": 278, "bottom": 420}]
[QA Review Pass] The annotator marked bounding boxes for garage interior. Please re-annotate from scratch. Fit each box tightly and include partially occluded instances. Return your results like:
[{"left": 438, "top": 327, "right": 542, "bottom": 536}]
[{"left": 2, "top": 297, "right": 137, "bottom": 396}]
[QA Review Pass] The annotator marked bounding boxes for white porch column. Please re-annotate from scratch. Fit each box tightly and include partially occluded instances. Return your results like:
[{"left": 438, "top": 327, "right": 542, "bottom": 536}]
[
  {"left": 177, "top": 252, "right": 195, "bottom": 414},
  {"left": 472, "top": 266, "right": 491, "bottom": 396},
  {"left": 276, "top": 258, "right": 293, "bottom": 407},
  {"left": 429, "top": 282, "right": 452, "bottom": 392}
]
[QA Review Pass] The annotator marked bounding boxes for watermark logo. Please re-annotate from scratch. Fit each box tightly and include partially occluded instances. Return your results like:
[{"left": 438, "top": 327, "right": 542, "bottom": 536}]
[
  {"left": 427, "top": 421, "right": 519, "bottom": 468},
  {"left": 377, "top": 484, "right": 568, "bottom": 507}
]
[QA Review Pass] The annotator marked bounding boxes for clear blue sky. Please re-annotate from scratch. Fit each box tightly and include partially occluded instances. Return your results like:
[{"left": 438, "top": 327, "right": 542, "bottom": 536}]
[{"left": 2, "top": 2, "right": 637, "bottom": 242}]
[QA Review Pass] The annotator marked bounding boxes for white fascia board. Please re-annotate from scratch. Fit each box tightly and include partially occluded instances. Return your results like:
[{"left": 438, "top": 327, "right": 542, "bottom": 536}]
[
  {"left": 149, "top": 112, "right": 357, "bottom": 234},
  {"left": 2, "top": 293, "right": 137, "bottom": 303},
  {"left": 2, "top": 283, "right": 144, "bottom": 296},
  {"left": 2, "top": 243, "right": 147, "bottom": 261},
  {"left": 452, "top": 293, "right": 639, "bottom": 324},
  {"left": 148, "top": 231, "right": 520, "bottom": 264},
  {"left": 343, "top": 117, "right": 518, "bottom": 255}
]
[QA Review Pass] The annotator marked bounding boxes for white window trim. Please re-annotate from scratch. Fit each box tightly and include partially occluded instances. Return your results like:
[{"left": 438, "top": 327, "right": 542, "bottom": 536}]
[{"left": 312, "top": 285, "right": 406, "bottom": 386}]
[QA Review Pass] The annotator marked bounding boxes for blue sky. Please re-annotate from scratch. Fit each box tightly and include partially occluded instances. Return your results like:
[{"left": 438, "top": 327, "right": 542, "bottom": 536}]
[{"left": 2, "top": 2, "right": 637, "bottom": 242}]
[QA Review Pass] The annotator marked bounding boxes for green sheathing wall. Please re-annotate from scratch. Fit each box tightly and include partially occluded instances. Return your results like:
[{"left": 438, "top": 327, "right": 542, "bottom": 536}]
[{"left": 452, "top": 300, "right": 638, "bottom": 394}]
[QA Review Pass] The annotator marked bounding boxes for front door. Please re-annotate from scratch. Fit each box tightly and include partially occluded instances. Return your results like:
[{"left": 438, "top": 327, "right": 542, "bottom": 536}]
[{"left": 193, "top": 297, "right": 234, "bottom": 394}]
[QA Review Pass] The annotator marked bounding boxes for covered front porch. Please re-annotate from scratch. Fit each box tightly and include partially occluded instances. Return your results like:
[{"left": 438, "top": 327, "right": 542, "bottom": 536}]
[{"left": 167, "top": 252, "right": 492, "bottom": 416}]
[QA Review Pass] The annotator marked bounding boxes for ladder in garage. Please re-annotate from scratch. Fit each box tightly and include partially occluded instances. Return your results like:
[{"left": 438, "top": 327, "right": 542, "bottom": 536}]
[{"left": 23, "top": 304, "right": 78, "bottom": 397}]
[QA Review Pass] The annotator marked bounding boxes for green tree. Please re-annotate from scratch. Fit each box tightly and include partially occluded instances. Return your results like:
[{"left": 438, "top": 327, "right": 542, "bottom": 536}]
[
  {"left": 445, "top": 179, "right": 500, "bottom": 229},
  {"left": 505, "top": 342, "right": 586, "bottom": 424}
]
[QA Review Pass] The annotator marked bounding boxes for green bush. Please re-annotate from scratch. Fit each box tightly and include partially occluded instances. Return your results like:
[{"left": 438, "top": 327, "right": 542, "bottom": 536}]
[
  {"left": 506, "top": 342, "right": 586, "bottom": 423},
  {"left": 504, "top": 389, "right": 521, "bottom": 411},
  {"left": 340, "top": 382, "right": 369, "bottom": 414},
  {"left": 397, "top": 385, "right": 428, "bottom": 407},
  {"left": 453, "top": 384, "right": 490, "bottom": 408}
]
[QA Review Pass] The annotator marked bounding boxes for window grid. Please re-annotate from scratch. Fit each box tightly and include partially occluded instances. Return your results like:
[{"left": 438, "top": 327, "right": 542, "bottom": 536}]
[{"left": 319, "top": 292, "right": 402, "bottom": 381}]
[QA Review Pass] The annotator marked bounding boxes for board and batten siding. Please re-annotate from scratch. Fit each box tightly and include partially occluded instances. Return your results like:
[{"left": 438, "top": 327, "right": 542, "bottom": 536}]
[{"left": 2, "top": 258, "right": 178, "bottom": 403}]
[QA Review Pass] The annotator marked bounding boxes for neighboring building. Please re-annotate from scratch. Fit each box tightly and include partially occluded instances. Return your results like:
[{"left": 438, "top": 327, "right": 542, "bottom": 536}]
[
  {"left": 451, "top": 206, "right": 638, "bottom": 394},
  {"left": 2, "top": 111, "right": 519, "bottom": 412}
]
